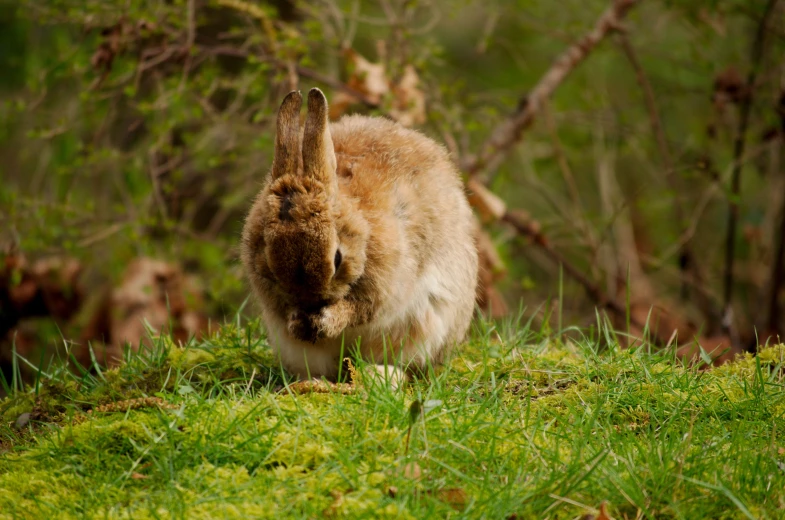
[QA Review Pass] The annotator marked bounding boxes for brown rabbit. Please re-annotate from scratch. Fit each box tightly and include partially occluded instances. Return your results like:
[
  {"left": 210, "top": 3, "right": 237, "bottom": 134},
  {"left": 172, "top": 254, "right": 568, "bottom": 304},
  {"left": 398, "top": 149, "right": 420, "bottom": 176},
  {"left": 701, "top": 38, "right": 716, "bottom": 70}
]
[{"left": 241, "top": 88, "right": 478, "bottom": 384}]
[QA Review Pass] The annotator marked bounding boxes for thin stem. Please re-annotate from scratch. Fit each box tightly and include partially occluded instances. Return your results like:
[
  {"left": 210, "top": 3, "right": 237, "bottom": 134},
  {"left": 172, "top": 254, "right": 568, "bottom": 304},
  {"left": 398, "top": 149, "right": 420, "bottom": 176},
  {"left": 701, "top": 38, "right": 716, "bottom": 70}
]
[{"left": 722, "top": 0, "right": 780, "bottom": 322}]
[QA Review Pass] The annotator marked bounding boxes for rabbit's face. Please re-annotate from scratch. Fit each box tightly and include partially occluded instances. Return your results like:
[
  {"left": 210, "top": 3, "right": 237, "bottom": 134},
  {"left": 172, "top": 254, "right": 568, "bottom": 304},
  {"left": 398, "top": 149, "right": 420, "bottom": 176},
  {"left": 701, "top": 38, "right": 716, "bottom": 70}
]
[
  {"left": 242, "top": 88, "right": 370, "bottom": 325},
  {"left": 258, "top": 174, "right": 369, "bottom": 314}
]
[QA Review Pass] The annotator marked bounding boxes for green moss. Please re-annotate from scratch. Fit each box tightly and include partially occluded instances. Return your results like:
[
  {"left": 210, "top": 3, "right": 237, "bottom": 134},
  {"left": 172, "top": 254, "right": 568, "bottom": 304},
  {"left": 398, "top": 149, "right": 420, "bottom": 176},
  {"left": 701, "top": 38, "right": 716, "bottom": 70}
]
[{"left": 1, "top": 324, "right": 784, "bottom": 518}]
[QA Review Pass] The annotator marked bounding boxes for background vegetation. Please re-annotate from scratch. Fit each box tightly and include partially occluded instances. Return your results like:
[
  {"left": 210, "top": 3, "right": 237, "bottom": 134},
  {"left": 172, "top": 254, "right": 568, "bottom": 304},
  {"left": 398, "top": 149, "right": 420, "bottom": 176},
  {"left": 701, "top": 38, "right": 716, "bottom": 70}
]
[{"left": 1, "top": 0, "right": 784, "bottom": 374}]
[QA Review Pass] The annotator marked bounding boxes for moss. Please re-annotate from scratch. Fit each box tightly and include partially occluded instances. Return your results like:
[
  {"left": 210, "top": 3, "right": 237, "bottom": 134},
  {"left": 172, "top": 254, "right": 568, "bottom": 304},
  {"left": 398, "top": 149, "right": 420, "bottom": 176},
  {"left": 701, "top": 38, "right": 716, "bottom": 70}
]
[
  {"left": 0, "top": 394, "right": 35, "bottom": 423},
  {"left": 169, "top": 345, "right": 216, "bottom": 369},
  {"left": 1, "top": 324, "right": 784, "bottom": 518},
  {"left": 0, "top": 469, "right": 83, "bottom": 517}
]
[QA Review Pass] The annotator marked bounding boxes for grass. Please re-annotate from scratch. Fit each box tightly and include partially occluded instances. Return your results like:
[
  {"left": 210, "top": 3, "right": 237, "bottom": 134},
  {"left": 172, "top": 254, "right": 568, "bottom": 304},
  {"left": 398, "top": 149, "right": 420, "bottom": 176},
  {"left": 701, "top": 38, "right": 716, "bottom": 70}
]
[{"left": 0, "top": 316, "right": 784, "bottom": 519}]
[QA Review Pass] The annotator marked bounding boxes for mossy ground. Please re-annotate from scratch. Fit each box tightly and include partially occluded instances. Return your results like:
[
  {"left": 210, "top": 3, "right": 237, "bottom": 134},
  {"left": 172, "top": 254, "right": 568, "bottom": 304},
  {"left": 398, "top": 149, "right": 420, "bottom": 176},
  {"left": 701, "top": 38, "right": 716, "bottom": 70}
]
[{"left": 1, "top": 318, "right": 784, "bottom": 519}]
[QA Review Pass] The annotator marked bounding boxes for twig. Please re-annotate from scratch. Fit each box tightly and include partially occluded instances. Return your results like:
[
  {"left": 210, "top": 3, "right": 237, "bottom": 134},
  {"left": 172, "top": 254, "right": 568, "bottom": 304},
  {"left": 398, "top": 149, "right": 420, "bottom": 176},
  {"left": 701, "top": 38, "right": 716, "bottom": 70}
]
[
  {"left": 464, "top": 0, "right": 641, "bottom": 180},
  {"left": 501, "top": 210, "right": 644, "bottom": 330},
  {"left": 542, "top": 104, "right": 601, "bottom": 272},
  {"left": 616, "top": 31, "right": 720, "bottom": 330},
  {"left": 294, "top": 65, "right": 378, "bottom": 107},
  {"left": 767, "top": 188, "right": 785, "bottom": 336},
  {"left": 464, "top": 0, "right": 644, "bottom": 328},
  {"left": 148, "top": 149, "right": 170, "bottom": 221},
  {"left": 178, "top": 0, "right": 197, "bottom": 90},
  {"left": 204, "top": 45, "right": 379, "bottom": 107},
  {"left": 722, "top": 0, "right": 780, "bottom": 324},
  {"left": 77, "top": 222, "right": 128, "bottom": 247},
  {"left": 616, "top": 33, "right": 673, "bottom": 181}
]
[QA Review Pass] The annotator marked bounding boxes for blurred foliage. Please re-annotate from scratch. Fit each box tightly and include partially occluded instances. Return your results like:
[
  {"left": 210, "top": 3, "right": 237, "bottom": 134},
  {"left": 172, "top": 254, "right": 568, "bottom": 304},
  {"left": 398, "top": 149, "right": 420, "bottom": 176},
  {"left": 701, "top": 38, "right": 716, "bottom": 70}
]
[{"left": 0, "top": 0, "right": 784, "bottom": 339}]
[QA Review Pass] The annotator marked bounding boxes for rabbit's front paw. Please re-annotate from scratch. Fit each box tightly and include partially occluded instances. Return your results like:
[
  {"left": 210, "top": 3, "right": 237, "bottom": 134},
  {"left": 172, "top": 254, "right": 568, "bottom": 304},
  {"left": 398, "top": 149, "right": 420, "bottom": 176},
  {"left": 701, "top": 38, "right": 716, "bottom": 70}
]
[
  {"left": 288, "top": 310, "right": 318, "bottom": 343},
  {"left": 311, "top": 303, "right": 349, "bottom": 339}
]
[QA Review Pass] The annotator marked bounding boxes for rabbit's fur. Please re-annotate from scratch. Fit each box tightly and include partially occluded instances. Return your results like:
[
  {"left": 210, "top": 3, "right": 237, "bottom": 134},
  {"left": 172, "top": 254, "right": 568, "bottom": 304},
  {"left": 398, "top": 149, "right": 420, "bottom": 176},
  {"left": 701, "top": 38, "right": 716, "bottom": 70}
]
[{"left": 241, "top": 88, "right": 478, "bottom": 381}]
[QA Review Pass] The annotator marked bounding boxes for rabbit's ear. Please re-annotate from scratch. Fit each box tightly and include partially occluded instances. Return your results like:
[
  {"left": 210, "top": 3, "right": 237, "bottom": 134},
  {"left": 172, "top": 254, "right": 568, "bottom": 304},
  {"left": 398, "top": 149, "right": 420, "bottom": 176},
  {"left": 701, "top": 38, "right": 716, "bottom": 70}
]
[
  {"left": 272, "top": 90, "right": 303, "bottom": 180},
  {"left": 302, "top": 88, "right": 337, "bottom": 191}
]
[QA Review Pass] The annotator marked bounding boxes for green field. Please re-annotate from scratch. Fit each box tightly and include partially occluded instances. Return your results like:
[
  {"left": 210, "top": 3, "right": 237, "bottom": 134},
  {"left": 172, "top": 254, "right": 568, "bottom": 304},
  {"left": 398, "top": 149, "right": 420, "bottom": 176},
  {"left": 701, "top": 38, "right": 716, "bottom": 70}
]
[{"left": 2, "top": 318, "right": 783, "bottom": 519}]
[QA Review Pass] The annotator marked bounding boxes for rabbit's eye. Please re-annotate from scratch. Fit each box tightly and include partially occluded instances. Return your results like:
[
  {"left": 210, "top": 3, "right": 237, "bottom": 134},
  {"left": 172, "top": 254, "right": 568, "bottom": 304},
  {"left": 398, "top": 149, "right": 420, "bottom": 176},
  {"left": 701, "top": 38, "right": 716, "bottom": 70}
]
[{"left": 334, "top": 249, "right": 342, "bottom": 272}]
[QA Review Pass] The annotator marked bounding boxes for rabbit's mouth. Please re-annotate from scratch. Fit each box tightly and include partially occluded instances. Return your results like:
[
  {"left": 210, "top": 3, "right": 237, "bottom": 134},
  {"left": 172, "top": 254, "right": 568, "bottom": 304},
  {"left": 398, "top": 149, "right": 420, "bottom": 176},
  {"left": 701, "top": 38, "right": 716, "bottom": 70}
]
[
  {"left": 298, "top": 299, "right": 329, "bottom": 315},
  {"left": 280, "top": 291, "right": 330, "bottom": 316}
]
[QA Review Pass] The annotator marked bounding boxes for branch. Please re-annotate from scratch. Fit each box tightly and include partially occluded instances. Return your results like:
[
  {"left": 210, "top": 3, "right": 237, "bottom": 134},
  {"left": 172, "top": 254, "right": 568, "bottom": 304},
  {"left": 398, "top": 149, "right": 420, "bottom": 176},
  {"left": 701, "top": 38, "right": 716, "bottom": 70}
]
[
  {"left": 722, "top": 0, "right": 780, "bottom": 322},
  {"left": 469, "top": 180, "right": 645, "bottom": 330},
  {"left": 501, "top": 209, "right": 645, "bottom": 329},
  {"left": 616, "top": 32, "right": 721, "bottom": 331},
  {"left": 616, "top": 34, "right": 672, "bottom": 178},
  {"left": 462, "top": 0, "right": 644, "bottom": 327},
  {"left": 767, "top": 188, "right": 785, "bottom": 337},
  {"left": 204, "top": 46, "right": 380, "bottom": 108},
  {"left": 293, "top": 65, "right": 379, "bottom": 108},
  {"left": 464, "top": 0, "right": 641, "bottom": 179}
]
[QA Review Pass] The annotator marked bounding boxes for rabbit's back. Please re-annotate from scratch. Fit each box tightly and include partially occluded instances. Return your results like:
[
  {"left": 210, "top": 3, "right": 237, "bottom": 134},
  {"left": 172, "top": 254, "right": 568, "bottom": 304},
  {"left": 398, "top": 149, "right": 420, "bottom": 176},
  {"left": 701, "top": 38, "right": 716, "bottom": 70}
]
[
  {"left": 331, "top": 115, "right": 471, "bottom": 268},
  {"left": 328, "top": 115, "right": 478, "bottom": 366}
]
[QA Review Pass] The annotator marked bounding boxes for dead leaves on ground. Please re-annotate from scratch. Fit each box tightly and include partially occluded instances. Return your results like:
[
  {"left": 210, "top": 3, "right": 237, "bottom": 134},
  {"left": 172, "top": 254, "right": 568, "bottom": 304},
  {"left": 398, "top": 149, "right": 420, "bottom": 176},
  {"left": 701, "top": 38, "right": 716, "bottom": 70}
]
[
  {"left": 473, "top": 216, "right": 509, "bottom": 318},
  {"left": 0, "top": 253, "right": 84, "bottom": 337},
  {"left": 1, "top": 251, "right": 209, "bottom": 372},
  {"left": 1, "top": 253, "right": 86, "bottom": 375},
  {"left": 78, "top": 256, "right": 209, "bottom": 367},
  {"left": 101, "top": 257, "right": 209, "bottom": 366},
  {"left": 611, "top": 287, "right": 743, "bottom": 368}
]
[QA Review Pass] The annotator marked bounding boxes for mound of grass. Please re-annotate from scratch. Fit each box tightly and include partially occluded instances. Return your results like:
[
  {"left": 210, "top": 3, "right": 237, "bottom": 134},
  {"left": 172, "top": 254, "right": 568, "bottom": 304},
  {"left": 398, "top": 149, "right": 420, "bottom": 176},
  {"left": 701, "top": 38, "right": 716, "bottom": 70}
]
[{"left": 1, "top": 318, "right": 784, "bottom": 519}]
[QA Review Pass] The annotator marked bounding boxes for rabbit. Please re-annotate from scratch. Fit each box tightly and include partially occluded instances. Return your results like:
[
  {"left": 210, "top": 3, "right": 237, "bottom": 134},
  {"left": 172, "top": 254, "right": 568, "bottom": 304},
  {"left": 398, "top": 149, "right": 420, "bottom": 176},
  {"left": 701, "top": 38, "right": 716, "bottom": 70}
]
[{"left": 240, "top": 88, "right": 478, "bottom": 384}]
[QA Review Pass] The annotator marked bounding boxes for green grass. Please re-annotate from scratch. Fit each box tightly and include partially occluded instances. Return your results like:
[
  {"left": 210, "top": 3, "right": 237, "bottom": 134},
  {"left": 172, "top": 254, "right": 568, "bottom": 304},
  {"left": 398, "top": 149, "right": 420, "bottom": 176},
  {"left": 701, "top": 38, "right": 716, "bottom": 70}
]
[{"left": 1, "top": 317, "right": 784, "bottom": 519}]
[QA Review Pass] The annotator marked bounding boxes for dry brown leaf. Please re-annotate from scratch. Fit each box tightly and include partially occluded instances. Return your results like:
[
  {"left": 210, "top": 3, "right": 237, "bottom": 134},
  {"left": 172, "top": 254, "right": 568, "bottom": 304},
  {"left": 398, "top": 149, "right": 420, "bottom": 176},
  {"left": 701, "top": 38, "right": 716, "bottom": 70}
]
[
  {"left": 330, "top": 49, "right": 390, "bottom": 120},
  {"left": 433, "top": 488, "right": 468, "bottom": 511},
  {"left": 90, "top": 257, "right": 209, "bottom": 366},
  {"left": 323, "top": 488, "right": 344, "bottom": 517},
  {"left": 131, "top": 472, "right": 149, "bottom": 480},
  {"left": 467, "top": 179, "right": 507, "bottom": 223},
  {"left": 329, "top": 49, "right": 426, "bottom": 127},
  {"left": 596, "top": 501, "right": 612, "bottom": 520},
  {"left": 345, "top": 49, "right": 389, "bottom": 104},
  {"left": 389, "top": 65, "right": 426, "bottom": 127}
]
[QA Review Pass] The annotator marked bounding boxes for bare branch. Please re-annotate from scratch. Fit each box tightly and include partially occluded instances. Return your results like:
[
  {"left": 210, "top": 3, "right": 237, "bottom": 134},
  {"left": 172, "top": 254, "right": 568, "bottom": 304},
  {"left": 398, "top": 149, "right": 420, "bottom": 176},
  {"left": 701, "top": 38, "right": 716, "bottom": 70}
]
[
  {"left": 462, "top": 0, "right": 644, "bottom": 326},
  {"left": 501, "top": 210, "right": 646, "bottom": 330},
  {"left": 464, "top": 0, "right": 641, "bottom": 180},
  {"left": 616, "top": 32, "right": 721, "bottom": 331},
  {"left": 204, "top": 45, "right": 380, "bottom": 108},
  {"left": 767, "top": 176, "right": 785, "bottom": 337},
  {"left": 722, "top": 0, "right": 781, "bottom": 329}
]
